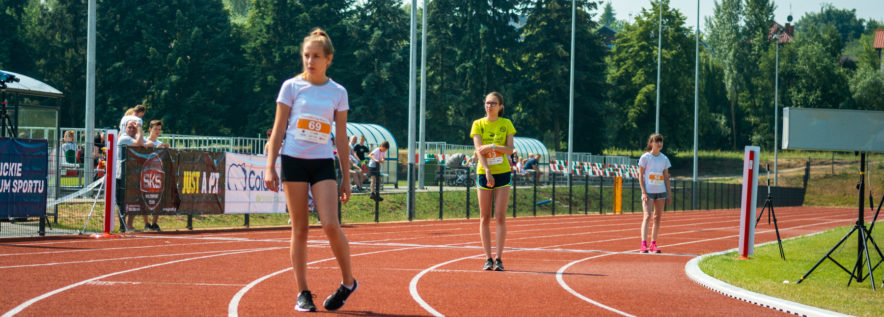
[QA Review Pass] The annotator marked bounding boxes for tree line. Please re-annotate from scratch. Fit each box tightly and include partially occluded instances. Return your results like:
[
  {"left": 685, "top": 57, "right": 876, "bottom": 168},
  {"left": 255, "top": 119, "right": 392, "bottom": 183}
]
[{"left": 1, "top": 0, "right": 882, "bottom": 154}]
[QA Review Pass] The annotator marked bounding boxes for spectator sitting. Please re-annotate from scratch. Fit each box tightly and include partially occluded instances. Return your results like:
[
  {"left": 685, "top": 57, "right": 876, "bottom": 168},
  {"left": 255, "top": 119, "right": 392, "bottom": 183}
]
[
  {"left": 61, "top": 130, "right": 78, "bottom": 165},
  {"left": 348, "top": 151, "right": 366, "bottom": 192},
  {"left": 353, "top": 136, "right": 369, "bottom": 164},
  {"left": 523, "top": 153, "right": 539, "bottom": 182},
  {"left": 349, "top": 135, "right": 358, "bottom": 152}
]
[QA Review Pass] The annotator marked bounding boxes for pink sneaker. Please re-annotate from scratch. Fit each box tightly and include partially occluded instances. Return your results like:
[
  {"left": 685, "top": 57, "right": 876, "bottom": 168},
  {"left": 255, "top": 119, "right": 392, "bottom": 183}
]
[
  {"left": 649, "top": 242, "right": 661, "bottom": 253},
  {"left": 640, "top": 243, "right": 649, "bottom": 253}
]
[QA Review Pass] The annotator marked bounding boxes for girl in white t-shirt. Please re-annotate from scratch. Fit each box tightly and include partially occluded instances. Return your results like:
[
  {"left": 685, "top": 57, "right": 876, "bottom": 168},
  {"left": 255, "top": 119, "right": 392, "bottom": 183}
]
[
  {"left": 367, "top": 141, "right": 388, "bottom": 201},
  {"left": 638, "top": 133, "right": 671, "bottom": 253},
  {"left": 263, "top": 28, "right": 356, "bottom": 313}
]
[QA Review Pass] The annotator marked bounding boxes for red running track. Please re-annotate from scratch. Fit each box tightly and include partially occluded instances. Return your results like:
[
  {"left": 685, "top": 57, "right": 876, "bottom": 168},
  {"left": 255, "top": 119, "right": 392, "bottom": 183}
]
[{"left": 0, "top": 207, "right": 862, "bottom": 316}]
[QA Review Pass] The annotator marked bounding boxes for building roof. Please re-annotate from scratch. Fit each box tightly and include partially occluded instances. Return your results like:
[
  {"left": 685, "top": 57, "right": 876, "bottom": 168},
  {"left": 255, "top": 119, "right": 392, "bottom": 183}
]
[
  {"left": 769, "top": 22, "right": 794, "bottom": 43},
  {"left": 0, "top": 70, "right": 64, "bottom": 98},
  {"left": 875, "top": 29, "right": 884, "bottom": 49}
]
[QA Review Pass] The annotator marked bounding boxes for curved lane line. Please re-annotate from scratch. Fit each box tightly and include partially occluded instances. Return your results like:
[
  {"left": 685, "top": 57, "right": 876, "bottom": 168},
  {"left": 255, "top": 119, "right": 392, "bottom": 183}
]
[
  {"left": 409, "top": 254, "right": 483, "bottom": 317},
  {"left": 409, "top": 214, "right": 847, "bottom": 316},
  {"left": 228, "top": 246, "right": 426, "bottom": 317},
  {"left": 2, "top": 247, "right": 283, "bottom": 317},
  {"left": 556, "top": 254, "right": 635, "bottom": 317},
  {"left": 552, "top": 218, "right": 848, "bottom": 316}
]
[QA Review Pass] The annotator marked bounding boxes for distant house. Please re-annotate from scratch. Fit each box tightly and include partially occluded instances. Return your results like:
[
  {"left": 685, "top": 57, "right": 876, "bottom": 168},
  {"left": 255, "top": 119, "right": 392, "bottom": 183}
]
[
  {"left": 597, "top": 25, "right": 617, "bottom": 50},
  {"left": 768, "top": 21, "right": 794, "bottom": 44},
  {"left": 875, "top": 29, "right": 884, "bottom": 70}
]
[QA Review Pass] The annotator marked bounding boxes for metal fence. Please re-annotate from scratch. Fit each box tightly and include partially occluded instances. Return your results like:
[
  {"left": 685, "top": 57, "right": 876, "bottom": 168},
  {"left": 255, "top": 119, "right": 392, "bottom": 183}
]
[
  {"left": 2, "top": 127, "right": 804, "bottom": 238},
  {"left": 366, "top": 166, "right": 806, "bottom": 222},
  {"left": 553, "top": 152, "right": 638, "bottom": 166}
]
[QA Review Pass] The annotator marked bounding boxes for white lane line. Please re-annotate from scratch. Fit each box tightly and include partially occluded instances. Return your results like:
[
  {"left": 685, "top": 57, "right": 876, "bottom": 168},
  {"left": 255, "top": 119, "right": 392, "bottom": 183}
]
[
  {"left": 409, "top": 213, "right": 850, "bottom": 316},
  {"left": 409, "top": 254, "right": 482, "bottom": 317},
  {"left": 227, "top": 245, "right": 427, "bottom": 317},
  {"left": 2, "top": 246, "right": 283, "bottom": 317},
  {"left": 85, "top": 280, "right": 247, "bottom": 287},
  {"left": 552, "top": 218, "right": 850, "bottom": 316},
  {"left": 556, "top": 254, "right": 635, "bottom": 317},
  {"left": 0, "top": 247, "right": 279, "bottom": 269},
  {"left": 0, "top": 240, "right": 241, "bottom": 257}
]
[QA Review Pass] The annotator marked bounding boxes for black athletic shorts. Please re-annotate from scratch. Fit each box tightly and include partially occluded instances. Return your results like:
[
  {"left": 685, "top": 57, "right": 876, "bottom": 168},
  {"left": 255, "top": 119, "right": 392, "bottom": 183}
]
[
  {"left": 280, "top": 156, "right": 336, "bottom": 185},
  {"left": 367, "top": 165, "right": 380, "bottom": 176},
  {"left": 476, "top": 172, "right": 512, "bottom": 190}
]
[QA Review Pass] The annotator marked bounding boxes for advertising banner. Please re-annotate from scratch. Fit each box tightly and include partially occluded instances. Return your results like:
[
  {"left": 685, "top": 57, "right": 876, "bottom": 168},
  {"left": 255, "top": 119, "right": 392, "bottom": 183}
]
[
  {"left": 176, "top": 150, "right": 225, "bottom": 214},
  {"left": 224, "top": 153, "right": 285, "bottom": 214},
  {"left": 123, "top": 147, "right": 178, "bottom": 215},
  {"left": 0, "top": 138, "right": 48, "bottom": 218}
]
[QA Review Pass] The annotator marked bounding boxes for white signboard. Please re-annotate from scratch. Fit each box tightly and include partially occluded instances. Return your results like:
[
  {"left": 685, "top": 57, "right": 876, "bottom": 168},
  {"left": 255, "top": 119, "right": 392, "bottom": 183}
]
[{"left": 224, "top": 153, "right": 286, "bottom": 214}]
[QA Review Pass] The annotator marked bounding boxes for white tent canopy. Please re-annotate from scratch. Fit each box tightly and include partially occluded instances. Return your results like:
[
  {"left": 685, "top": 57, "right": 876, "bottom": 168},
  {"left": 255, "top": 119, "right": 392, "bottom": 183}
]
[
  {"left": 514, "top": 137, "right": 550, "bottom": 164},
  {"left": 334, "top": 122, "right": 398, "bottom": 155}
]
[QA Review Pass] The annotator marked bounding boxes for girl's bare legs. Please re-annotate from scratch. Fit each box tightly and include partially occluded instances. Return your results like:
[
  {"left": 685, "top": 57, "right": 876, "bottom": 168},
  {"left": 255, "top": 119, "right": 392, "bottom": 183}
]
[
  {"left": 493, "top": 187, "right": 510, "bottom": 259},
  {"left": 311, "top": 179, "right": 355, "bottom": 286},
  {"left": 477, "top": 188, "right": 494, "bottom": 259},
  {"left": 283, "top": 182, "right": 311, "bottom": 292},
  {"left": 641, "top": 198, "right": 652, "bottom": 242},
  {"left": 650, "top": 198, "right": 665, "bottom": 241}
]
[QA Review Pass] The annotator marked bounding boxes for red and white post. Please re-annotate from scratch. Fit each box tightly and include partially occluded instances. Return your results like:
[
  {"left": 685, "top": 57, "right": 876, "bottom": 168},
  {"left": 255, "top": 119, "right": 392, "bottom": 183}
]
[
  {"left": 738, "top": 146, "right": 760, "bottom": 259},
  {"left": 92, "top": 130, "right": 120, "bottom": 238}
]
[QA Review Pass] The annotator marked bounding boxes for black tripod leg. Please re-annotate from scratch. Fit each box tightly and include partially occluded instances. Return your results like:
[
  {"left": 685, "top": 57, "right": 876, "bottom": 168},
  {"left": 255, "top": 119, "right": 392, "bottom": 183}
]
[
  {"left": 770, "top": 205, "right": 785, "bottom": 260},
  {"left": 860, "top": 227, "right": 877, "bottom": 290},
  {"left": 859, "top": 226, "right": 884, "bottom": 286},
  {"left": 798, "top": 226, "right": 857, "bottom": 284},
  {"left": 755, "top": 202, "right": 768, "bottom": 228}
]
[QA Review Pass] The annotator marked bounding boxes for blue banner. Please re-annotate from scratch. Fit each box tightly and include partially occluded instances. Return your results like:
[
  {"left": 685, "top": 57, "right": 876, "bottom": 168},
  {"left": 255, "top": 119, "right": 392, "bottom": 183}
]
[{"left": 0, "top": 138, "right": 48, "bottom": 218}]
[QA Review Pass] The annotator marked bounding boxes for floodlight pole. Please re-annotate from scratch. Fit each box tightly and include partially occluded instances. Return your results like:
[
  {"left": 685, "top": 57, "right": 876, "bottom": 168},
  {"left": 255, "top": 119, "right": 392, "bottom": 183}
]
[
  {"left": 566, "top": 0, "right": 575, "bottom": 182},
  {"left": 418, "top": 0, "right": 427, "bottom": 190},
  {"left": 773, "top": 35, "right": 780, "bottom": 187},
  {"left": 406, "top": 0, "right": 417, "bottom": 220},
  {"left": 693, "top": 0, "right": 699, "bottom": 208},
  {"left": 84, "top": 0, "right": 97, "bottom": 181},
  {"left": 655, "top": 0, "right": 662, "bottom": 134}
]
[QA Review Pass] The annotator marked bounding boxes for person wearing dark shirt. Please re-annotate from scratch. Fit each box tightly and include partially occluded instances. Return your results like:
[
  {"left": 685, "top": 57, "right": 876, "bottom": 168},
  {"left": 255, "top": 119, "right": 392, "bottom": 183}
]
[
  {"left": 353, "top": 136, "right": 369, "bottom": 163},
  {"left": 523, "top": 154, "right": 539, "bottom": 183}
]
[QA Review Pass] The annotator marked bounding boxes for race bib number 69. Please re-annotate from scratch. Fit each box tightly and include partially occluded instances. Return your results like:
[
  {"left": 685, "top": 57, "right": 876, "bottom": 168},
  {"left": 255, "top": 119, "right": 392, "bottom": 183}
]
[{"left": 294, "top": 115, "right": 332, "bottom": 144}]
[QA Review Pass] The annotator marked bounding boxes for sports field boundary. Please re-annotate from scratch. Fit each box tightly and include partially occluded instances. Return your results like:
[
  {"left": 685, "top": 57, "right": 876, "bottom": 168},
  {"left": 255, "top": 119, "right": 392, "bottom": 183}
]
[{"left": 685, "top": 235, "right": 850, "bottom": 317}]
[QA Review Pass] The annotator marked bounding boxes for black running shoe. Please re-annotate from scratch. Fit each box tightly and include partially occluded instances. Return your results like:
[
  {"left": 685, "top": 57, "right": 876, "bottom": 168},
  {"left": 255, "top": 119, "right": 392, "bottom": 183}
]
[
  {"left": 494, "top": 258, "right": 504, "bottom": 271},
  {"left": 295, "top": 290, "right": 317, "bottom": 312},
  {"left": 483, "top": 258, "right": 494, "bottom": 271},
  {"left": 151, "top": 223, "right": 161, "bottom": 231},
  {"left": 323, "top": 280, "right": 357, "bottom": 311}
]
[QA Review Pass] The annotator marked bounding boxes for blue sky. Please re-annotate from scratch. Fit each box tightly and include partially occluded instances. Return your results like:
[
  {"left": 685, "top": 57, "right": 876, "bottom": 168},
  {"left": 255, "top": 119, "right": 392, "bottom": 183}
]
[{"left": 605, "top": 0, "right": 884, "bottom": 29}]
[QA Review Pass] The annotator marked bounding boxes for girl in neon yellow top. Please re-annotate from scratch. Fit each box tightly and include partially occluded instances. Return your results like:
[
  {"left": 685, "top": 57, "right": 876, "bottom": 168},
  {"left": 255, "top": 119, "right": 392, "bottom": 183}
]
[{"left": 470, "top": 91, "right": 516, "bottom": 271}]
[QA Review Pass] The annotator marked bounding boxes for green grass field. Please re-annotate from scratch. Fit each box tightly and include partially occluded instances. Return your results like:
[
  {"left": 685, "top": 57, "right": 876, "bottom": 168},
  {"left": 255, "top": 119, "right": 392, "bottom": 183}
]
[{"left": 699, "top": 225, "right": 884, "bottom": 316}]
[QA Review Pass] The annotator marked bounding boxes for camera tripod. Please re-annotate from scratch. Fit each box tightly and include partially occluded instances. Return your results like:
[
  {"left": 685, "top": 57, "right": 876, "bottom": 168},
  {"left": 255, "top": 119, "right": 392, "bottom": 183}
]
[
  {"left": 755, "top": 164, "right": 785, "bottom": 260},
  {"left": 797, "top": 152, "right": 884, "bottom": 289},
  {"left": 0, "top": 92, "right": 17, "bottom": 138}
]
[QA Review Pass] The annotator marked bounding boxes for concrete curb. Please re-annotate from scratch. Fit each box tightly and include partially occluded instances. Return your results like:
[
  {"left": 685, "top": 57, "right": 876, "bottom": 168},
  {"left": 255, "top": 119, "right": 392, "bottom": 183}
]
[{"left": 685, "top": 240, "right": 852, "bottom": 317}]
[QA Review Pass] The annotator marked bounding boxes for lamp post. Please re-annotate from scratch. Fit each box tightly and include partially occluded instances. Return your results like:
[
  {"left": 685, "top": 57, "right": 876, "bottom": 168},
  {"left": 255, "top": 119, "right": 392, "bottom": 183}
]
[
  {"left": 655, "top": 0, "right": 662, "bottom": 133},
  {"left": 693, "top": 0, "right": 699, "bottom": 209},
  {"left": 773, "top": 33, "right": 780, "bottom": 187}
]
